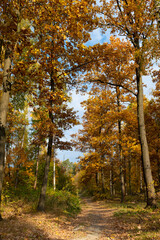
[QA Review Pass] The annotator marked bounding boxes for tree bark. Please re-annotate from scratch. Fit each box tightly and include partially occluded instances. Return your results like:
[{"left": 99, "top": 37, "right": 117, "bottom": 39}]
[
  {"left": 128, "top": 154, "right": 132, "bottom": 195},
  {"left": 110, "top": 162, "right": 114, "bottom": 196},
  {"left": 101, "top": 167, "right": 105, "bottom": 193},
  {"left": 136, "top": 66, "right": 156, "bottom": 207},
  {"left": 53, "top": 143, "right": 56, "bottom": 191},
  {"left": 34, "top": 145, "right": 40, "bottom": 190},
  {"left": 0, "top": 48, "right": 11, "bottom": 220},
  {"left": 96, "top": 172, "right": 99, "bottom": 186},
  {"left": 140, "top": 163, "right": 143, "bottom": 193},
  {"left": 15, "top": 169, "right": 19, "bottom": 189},
  {"left": 116, "top": 86, "right": 125, "bottom": 202},
  {"left": 37, "top": 71, "right": 54, "bottom": 211},
  {"left": 37, "top": 136, "right": 53, "bottom": 211}
]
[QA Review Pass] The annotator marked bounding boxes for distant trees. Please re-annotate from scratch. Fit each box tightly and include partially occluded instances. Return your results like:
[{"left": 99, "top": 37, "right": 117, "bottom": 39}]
[{"left": 75, "top": 83, "right": 160, "bottom": 201}]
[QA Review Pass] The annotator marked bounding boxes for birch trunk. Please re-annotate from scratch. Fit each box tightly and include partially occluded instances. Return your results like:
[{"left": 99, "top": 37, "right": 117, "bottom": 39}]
[
  {"left": 0, "top": 48, "right": 11, "bottom": 220},
  {"left": 53, "top": 144, "right": 56, "bottom": 191}
]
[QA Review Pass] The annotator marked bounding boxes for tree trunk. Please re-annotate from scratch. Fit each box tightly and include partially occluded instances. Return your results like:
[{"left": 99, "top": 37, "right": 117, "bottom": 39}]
[
  {"left": 15, "top": 169, "right": 19, "bottom": 189},
  {"left": 0, "top": 127, "right": 5, "bottom": 221},
  {"left": 156, "top": 1, "right": 160, "bottom": 38},
  {"left": 53, "top": 143, "right": 56, "bottom": 191},
  {"left": 128, "top": 154, "right": 132, "bottom": 195},
  {"left": 156, "top": 147, "right": 160, "bottom": 186},
  {"left": 37, "top": 70, "right": 54, "bottom": 211},
  {"left": 101, "top": 167, "right": 105, "bottom": 193},
  {"left": 136, "top": 66, "right": 156, "bottom": 207},
  {"left": 34, "top": 145, "right": 40, "bottom": 190},
  {"left": 140, "top": 163, "right": 143, "bottom": 193},
  {"left": 158, "top": 157, "right": 160, "bottom": 186},
  {"left": 37, "top": 136, "right": 53, "bottom": 211},
  {"left": 116, "top": 86, "right": 125, "bottom": 202},
  {"left": 96, "top": 172, "right": 98, "bottom": 186},
  {"left": 124, "top": 157, "right": 127, "bottom": 195},
  {"left": 110, "top": 163, "right": 114, "bottom": 196},
  {"left": 0, "top": 48, "right": 11, "bottom": 220}
]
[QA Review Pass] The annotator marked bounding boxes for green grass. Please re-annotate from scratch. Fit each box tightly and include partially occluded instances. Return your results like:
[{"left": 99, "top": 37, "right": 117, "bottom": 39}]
[{"left": 111, "top": 200, "right": 160, "bottom": 240}]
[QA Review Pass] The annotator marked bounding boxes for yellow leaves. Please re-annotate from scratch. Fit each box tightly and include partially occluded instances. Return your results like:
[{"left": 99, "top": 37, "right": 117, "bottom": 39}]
[{"left": 17, "top": 18, "right": 30, "bottom": 32}]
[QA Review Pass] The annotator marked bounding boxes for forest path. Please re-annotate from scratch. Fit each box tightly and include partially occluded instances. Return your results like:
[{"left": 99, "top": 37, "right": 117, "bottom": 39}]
[
  {"left": 0, "top": 198, "right": 132, "bottom": 240},
  {"left": 71, "top": 198, "right": 129, "bottom": 240}
]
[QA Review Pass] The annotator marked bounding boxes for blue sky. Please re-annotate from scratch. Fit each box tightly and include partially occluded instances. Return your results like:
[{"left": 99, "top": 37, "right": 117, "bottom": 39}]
[
  {"left": 57, "top": 29, "right": 108, "bottom": 163},
  {"left": 56, "top": 29, "right": 159, "bottom": 163}
]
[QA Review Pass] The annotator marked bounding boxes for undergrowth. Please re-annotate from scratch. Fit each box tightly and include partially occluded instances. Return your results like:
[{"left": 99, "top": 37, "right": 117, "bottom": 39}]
[
  {"left": 46, "top": 189, "right": 81, "bottom": 215},
  {"left": 2, "top": 185, "right": 81, "bottom": 217},
  {"left": 112, "top": 200, "right": 160, "bottom": 240}
]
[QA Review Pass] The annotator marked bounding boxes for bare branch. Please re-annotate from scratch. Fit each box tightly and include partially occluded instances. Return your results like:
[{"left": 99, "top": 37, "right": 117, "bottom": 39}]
[{"left": 90, "top": 78, "right": 137, "bottom": 96}]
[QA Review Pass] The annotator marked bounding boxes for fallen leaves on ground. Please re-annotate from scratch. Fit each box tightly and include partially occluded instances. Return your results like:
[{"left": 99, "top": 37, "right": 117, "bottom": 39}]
[{"left": 0, "top": 198, "right": 160, "bottom": 240}]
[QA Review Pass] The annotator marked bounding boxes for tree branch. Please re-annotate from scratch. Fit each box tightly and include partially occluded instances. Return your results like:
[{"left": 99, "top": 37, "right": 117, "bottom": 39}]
[{"left": 90, "top": 78, "right": 137, "bottom": 96}]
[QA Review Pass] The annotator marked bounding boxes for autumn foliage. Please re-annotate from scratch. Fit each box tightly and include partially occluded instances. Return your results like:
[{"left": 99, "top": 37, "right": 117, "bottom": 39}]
[{"left": 0, "top": 0, "right": 160, "bottom": 220}]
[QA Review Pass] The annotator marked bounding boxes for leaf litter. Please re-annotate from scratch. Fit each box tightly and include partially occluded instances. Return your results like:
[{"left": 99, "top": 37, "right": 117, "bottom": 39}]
[{"left": 0, "top": 198, "right": 160, "bottom": 239}]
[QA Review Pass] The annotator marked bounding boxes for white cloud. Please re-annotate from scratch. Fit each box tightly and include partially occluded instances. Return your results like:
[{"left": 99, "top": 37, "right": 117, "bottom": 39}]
[{"left": 68, "top": 89, "right": 88, "bottom": 117}]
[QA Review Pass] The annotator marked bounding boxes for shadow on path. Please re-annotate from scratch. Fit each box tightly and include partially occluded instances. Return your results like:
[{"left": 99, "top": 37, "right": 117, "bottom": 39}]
[
  {"left": 0, "top": 211, "right": 73, "bottom": 240},
  {"left": 71, "top": 198, "right": 130, "bottom": 240}
]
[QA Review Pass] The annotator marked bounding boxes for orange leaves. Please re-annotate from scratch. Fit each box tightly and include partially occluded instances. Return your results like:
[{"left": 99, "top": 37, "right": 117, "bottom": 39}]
[{"left": 100, "top": 0, "right": 159, "bottom": 71}]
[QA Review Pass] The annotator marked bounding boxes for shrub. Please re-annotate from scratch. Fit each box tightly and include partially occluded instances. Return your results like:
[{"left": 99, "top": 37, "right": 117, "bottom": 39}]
[{"left": 46, "top": 189, "right": 81, "bottom": 215}]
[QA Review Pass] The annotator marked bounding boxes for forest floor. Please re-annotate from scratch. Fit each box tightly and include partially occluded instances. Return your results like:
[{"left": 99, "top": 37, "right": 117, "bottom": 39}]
[{"left": 0, "top": 197, "right": 160, "bottom": 240}]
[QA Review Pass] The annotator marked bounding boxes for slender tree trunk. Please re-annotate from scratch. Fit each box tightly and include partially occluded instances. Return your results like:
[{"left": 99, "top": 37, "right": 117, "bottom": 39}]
[
  {"left": 128, "top": 154, "right": 132, "bottom": 195},
  {"left": 8, "top": 164, "right": 11, "bottom": 179},
  {"left": 157, "top": 157, "right": 160, "bottom": 186},
  {"left": 53, "top": 143, "right": 56, "bottom": 191},
  {"left": 15, "top": 169, "right": 19, "bottom": 189},
  {"left": 96, "top": 172, "right": 98, "bottom": 186},
  {"left": 156, "top": 1, "right": 160, "bottom": 38},
  {"left": 101, "top": 167, "right": 105, "bottom": 193},
  {"left": 6, "top": 143, "right": 10, "bottom": 179},
  {"left": 155, "top": 147, "right": 160, "bottom": 186},
  {"left": 96, "top": 171, "right": 100, "bottom": 187},
  {"left": 110, "top": 165, "right": 114, "bottom": 196},
  {"left": 37, "top": 71, "right": 54, "bottom": 211},
  {"left": 37, "top": 136, "right": 53, "bottom": 211},
  {"left": 0, "top": 127, "right": 5, "bottom": 221},
  {"left": 124, "top": 157, "right": 127, "bottom": 195},
  {"left": 0, "top": 39, "right": 3, "bottom": 57},
  {"left": 116, "top": 86, "right": 125, "bottom": 202},
  {"left": 0, "top": 48, "right": 11, "bottom": 220},
  {"left": 136, "top": 65, "right": 156, "bottom": 207},
  {"left": 34, "top": 145, "right": 40, "bottom": 190},
  {"left": 120, "top": 164, "right": 125, "bottom": 202}
]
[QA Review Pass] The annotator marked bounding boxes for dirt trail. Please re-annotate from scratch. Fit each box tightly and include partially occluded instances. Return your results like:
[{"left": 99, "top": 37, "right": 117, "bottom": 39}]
[
  {"left": 71, "top": 198, "right": 130, "bottom": 240},
  {"left": 0, "top": 198, "right": 131, "bottom": 240}
]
